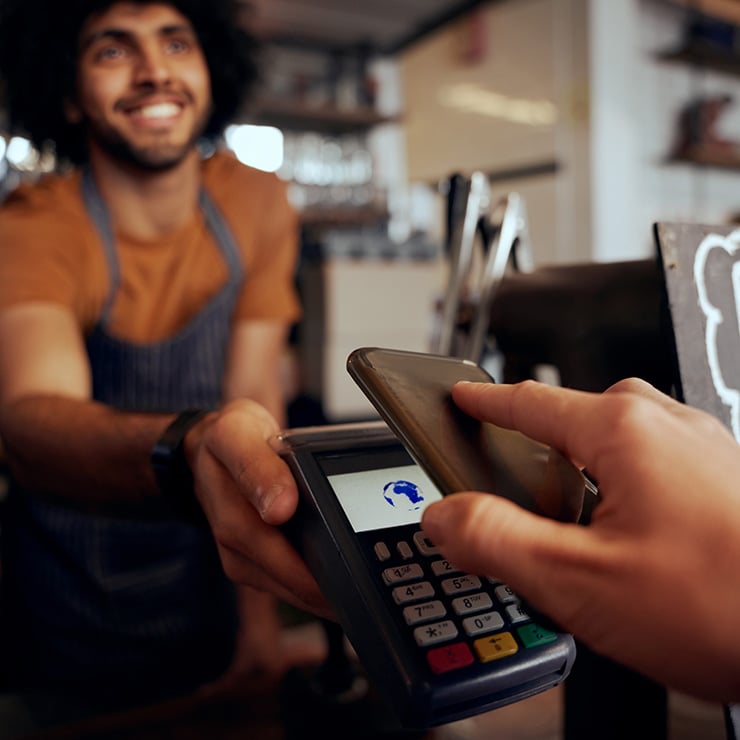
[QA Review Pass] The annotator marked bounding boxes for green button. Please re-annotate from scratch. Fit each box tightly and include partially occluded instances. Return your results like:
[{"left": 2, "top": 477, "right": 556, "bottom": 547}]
[{"left": 517, "top": 623, "right": 558, "bottom": 648}]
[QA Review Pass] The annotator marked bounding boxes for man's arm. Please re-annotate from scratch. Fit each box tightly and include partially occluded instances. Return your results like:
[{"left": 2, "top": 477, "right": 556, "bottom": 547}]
[
  {"left": 0, "top": 302, "right": 166, "bottom": 501},
  {"left": 218, "top": 318, "right": 299, "bottom": 680},
  {"left": 222, "top": 319, "right": 291, "bottom": 422},
  {"left": 0, "top": 302, "right": 328, "bottom": 617}
]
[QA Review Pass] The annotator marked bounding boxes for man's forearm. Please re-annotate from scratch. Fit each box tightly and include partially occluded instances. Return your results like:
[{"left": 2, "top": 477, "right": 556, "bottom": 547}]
[{"left": 0, "top": 393, "right": 173, "bottom": 506}]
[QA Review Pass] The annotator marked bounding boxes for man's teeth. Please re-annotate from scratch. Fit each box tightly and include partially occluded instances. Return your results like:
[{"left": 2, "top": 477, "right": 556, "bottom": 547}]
[{"left": 136, "top": 103, "right": 180, "bottom": 118}]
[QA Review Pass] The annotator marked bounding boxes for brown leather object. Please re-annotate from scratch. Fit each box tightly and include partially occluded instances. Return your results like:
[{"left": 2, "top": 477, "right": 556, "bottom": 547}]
[{"left": 461, "top": 259, "right": 675, "bottom": 393}]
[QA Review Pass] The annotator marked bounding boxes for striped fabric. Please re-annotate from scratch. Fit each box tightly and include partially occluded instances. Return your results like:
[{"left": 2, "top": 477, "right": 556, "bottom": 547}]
[{"left": 2, "top": 170, "right": 246, "bottom": 701}]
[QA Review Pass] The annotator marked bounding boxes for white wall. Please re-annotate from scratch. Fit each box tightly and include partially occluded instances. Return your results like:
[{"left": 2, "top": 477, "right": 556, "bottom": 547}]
[
  {"left": 399, "top": 0, "right": 740, "bottom": 264},
  {"left": 589, "top": 0, "right": 645, "bottom": 260},
  {"left": 399, "top": 0, "right": 593, "bottom": 265},
  {"left": 590, "top": 0, "right": 740, "bottom": 261}
]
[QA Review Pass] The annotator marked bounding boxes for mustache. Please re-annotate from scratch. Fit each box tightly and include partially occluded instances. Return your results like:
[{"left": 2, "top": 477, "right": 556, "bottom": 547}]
[{"left": 114, "top": 88, "right": 192, "bottom": 112}]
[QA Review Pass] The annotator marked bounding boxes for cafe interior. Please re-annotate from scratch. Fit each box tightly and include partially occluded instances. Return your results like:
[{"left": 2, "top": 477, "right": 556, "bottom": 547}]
[{"left": 0, "top": 0, "right": 739, "bottom": 737}]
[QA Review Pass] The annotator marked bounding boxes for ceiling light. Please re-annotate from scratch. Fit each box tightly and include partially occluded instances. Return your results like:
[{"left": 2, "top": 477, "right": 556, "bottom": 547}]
[{"left": 438, "top": 83, "right": 558, "bottom": 127}]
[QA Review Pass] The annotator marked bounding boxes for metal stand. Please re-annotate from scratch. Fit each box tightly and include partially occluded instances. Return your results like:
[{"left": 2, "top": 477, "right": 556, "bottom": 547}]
[
  {"left": 464, "top": 192, "right": 533, "bottom": 362},
  {"left": 432, "top": 172, "right": 533, "bottom": 364},
  {"left": 433, "top": 171, "right": 490, "bottom": 358}
]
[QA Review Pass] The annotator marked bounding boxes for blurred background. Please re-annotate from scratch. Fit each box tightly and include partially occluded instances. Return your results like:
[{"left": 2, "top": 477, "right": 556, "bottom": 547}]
[
  {"left": 1, "top": 2, "right": 738, "bottom": 738},
  {"left": 2, "top": 0, "right": 739, "bottom": 422}
]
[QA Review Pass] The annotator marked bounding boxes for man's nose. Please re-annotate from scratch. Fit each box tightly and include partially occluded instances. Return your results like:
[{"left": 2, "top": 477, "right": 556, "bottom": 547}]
[{"left": 133, "top": 44, "right": 172, "bottom": 86}]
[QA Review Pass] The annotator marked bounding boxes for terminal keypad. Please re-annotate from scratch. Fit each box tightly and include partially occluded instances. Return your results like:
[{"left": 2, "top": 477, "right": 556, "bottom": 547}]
[{"left": 375, "top": 528, "right": 557, "bottom": 675}]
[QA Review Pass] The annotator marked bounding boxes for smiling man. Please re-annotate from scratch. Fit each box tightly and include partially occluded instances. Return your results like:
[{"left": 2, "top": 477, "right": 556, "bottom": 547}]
[
  {"left": 70, "top": 3, "right": 213, "bottom": 171},
  {"left": 0, "top": 0, "right": 322, "bottom": 721}
]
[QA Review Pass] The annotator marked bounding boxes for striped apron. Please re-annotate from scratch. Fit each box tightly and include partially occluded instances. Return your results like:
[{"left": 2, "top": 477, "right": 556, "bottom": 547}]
[{"left": 2, "top": 169, "right": 245, "bottom": 704}]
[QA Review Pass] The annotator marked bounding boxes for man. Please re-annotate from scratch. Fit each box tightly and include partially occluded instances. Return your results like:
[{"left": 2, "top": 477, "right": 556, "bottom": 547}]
[{"left": 0, "top": 0, "right": 327, "bottom": 713}]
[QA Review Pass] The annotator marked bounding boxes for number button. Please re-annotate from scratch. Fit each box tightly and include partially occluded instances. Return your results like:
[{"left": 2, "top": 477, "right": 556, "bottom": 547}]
[
  {"left": 392, "top": 581, "right": 435, "bottom": 605},
  {"left": 451, "top": 592, "right": 493, "bottom": 615},
  {"left": 431, "top": 559, "right": 462, "bottom": 577},
  {"left": 462, "top": 611, "right": 505, "bottom": 636},
  {"left": 441, "top": 575, "right": 481, "bottom": 595},
  {"left": 382, "top": 563, "right": 424, "bottom": 585},
  {"left": 402, "top": 600, "right": 446, "bottom": 625},
  {"left": 494, "top": 584, "right": 519, "bottom": 604}
]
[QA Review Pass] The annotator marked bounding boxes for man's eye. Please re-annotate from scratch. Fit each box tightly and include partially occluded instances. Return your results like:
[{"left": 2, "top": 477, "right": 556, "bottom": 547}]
[
  {"left": 166, "top": 38, "right": 190, "bottom": 54},
  {"left": 95, "top": 45, "right": 126, "bottom": 61}
]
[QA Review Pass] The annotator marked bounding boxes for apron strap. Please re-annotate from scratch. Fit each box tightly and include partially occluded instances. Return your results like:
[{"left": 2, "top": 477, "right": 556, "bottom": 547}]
[{"left": 81, "top": 166, "right": 245, "bottom": 326}]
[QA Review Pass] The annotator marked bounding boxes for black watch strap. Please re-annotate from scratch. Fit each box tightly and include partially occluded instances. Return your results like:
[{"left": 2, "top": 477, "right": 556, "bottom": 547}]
[{"left": 151, "top": 408, "right": 210, "bottom": 523}]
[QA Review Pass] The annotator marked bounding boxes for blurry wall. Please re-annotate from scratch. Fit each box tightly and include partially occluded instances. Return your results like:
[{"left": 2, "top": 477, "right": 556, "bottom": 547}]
[
  {"left": 399, "top": 0, "right": 740, "bottom": 264},
  {"left": 399, "top": 0, "right": 592, "bottom": 265},
  {"left": 592, "top": 0, "right": 740, "bottom": 260}
]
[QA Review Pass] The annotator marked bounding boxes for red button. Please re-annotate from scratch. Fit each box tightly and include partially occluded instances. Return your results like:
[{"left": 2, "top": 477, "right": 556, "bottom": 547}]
[{"left": 426, "top": 642, "right": 475, "bottom": 674}]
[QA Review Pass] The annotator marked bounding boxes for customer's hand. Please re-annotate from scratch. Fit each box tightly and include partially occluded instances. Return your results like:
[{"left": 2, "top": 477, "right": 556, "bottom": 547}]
[
  {"left": 185, "top": 399, "right": 331, "bottom": 619},
  {"left": 421, "top": 378, "right": 740, "bottom": 702}
]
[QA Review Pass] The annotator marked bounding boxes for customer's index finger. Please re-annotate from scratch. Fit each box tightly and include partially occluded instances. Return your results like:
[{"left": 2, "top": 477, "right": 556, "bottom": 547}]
[{"left": 451, "top": 380, "right": 601, "bottom": 466}]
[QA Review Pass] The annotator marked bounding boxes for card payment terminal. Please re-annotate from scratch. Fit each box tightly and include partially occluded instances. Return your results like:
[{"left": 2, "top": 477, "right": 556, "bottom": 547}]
[{"left": 272, "top": 421, "right": 576, "bottom": 729}]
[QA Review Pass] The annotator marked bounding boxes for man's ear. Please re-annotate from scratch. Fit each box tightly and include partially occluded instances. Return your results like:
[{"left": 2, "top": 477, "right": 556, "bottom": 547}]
[{"left": 64, "top": 98, "right": 83, "bottom": 124}]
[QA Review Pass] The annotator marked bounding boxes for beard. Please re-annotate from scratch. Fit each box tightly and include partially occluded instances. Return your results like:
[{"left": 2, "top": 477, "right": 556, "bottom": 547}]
[{"left": 84, "top": 108, "right": 211, "bottom": 172}]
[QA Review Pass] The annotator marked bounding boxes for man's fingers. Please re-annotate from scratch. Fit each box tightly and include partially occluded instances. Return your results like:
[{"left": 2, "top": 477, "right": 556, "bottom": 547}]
[
  {"left": 203, "top": 400, "right": 298, "bottom": 524},
  {"left": 452, "top": 380, "right": 592, "bottom": 439},
  {"left": 208, "top": 485, "right": 331, "bottom": 618},
  {"left": 187, "top": 400, "right": 333, "bottom": 619},
  {"left": 604, "top": 377, "right": 677, "bottom": 410},
  {"left": 451, "top": 380, "right": 600, "bottom": 465},
  {"left": 220, "top": 542, "right": 332, "bottom": 620},
  {"left": 450, "top": 379, "right": 684, "bottom": 483},
  {"left": 423, "top": 492, "right": 558, "bottom": 579},
  {"left": 422, "top": 492, "right": 593, "bottom": 622}
]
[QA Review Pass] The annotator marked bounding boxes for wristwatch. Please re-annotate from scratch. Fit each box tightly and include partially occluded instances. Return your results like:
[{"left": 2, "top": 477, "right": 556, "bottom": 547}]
[{"left": 151, "top": 408, "right": 210, "bottom": 523}]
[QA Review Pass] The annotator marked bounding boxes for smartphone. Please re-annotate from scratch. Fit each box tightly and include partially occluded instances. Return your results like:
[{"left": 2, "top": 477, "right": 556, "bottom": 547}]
[
  {"left": 347, "top": 347, "right": 596, "bottom": 523},
  {"left": 272, "top": 422, "right": 576, "bottom": 729}
]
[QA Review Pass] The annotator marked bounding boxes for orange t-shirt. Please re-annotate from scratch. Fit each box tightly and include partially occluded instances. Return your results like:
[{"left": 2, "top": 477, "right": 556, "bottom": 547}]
[{"left": 0, "top": 151, "right": 301, "bottom": 343}]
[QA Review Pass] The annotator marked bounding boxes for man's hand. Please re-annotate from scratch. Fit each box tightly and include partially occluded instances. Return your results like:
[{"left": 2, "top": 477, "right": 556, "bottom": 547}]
[
  {"left": 422, "top": 378, "right": 740, "bottom": 703},
  {"left": 185, "top": 399, "right": 331, "bottom": 619}
]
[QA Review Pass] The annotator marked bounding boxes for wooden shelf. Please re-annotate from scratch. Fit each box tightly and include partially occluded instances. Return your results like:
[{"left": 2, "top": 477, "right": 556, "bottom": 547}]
[
  {"left": 656, "top": 40, "right": 740, "bottom": 77},
  {"left": 244, "top": 97, "right": 399, "bottom": 134},
  {"left": 667, "top": 146, "right": 740, "bottom": 170},
  {"left": 663, "top": 0, "right": 740, "bottom": 26},
  {"left": 299, "top": 205, "right": 389, "bottom": 228}
]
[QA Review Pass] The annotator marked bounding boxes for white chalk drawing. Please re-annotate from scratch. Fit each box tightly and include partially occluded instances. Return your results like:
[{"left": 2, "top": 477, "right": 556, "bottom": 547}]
[{"left": 694, "top": 228, "right": 740, "bottom": 442}]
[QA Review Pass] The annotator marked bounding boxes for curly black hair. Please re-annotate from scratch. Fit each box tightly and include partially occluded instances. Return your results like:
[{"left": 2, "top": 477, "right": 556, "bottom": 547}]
[{"left": 0, "top": 0, "right": 260, "bottom": 164}]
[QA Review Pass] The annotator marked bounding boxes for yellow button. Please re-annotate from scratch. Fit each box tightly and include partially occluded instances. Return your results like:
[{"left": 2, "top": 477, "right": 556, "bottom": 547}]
[{"left": 473, "top": 632, "right": 519, "bottom": 662}]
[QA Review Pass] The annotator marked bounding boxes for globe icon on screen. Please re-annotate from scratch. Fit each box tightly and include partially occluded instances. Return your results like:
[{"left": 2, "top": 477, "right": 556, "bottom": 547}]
[{"left": 383, "top": 479, "right": 425, "bottom": 512}]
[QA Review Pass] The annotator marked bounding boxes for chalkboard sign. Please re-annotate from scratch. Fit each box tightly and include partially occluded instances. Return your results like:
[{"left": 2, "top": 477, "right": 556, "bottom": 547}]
[{"left": 655, "top": 222, "right": 740, "bottom": 441}]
